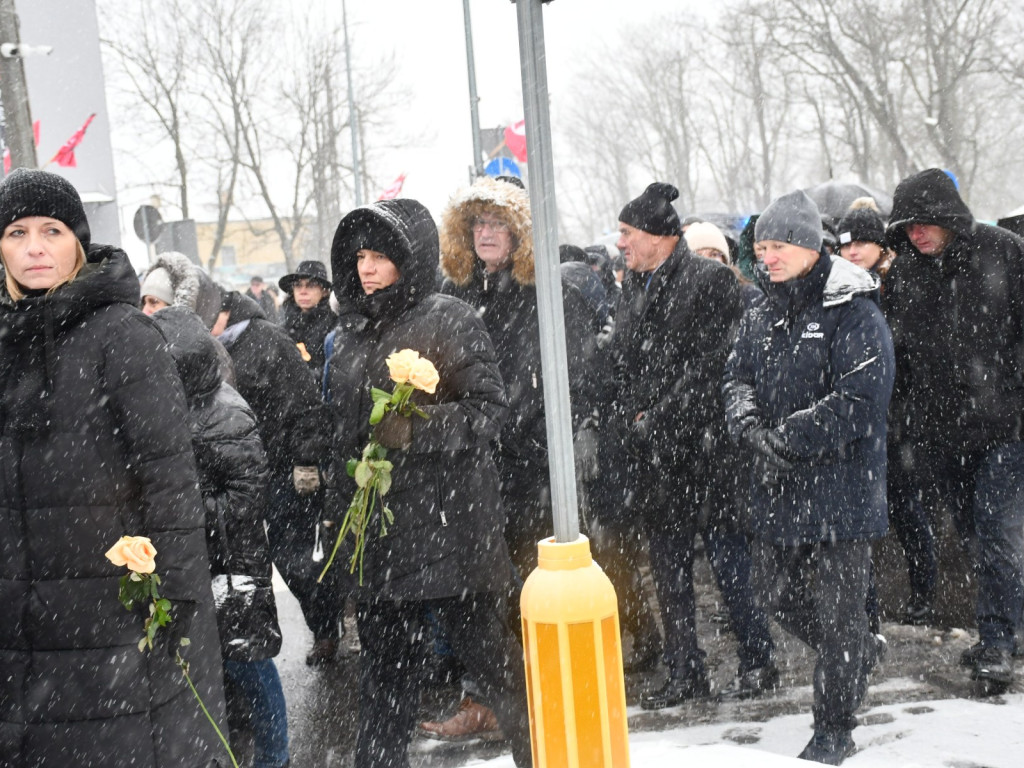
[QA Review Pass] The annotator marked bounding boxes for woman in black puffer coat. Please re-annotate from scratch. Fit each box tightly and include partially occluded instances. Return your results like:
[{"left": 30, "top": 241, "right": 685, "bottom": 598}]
[
  {"left": 0, "top": 169, "right": 227, "bottom": 767},
  {"left": 153, "top": 307, "right": 288, "bottom": 768},
  {"left": 326, "top": 198, "right": 531, "bottom": 768}
]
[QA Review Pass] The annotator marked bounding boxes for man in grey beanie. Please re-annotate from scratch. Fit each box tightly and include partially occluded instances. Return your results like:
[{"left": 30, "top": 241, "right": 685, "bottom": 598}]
[{"left": 724, "top": 189, "right": 894, "bottom": 764}]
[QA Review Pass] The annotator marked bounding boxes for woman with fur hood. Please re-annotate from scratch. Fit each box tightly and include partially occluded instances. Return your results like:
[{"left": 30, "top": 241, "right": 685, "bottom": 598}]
[{"left": 438, "top": 176, "right": 597, "bottom": 579}]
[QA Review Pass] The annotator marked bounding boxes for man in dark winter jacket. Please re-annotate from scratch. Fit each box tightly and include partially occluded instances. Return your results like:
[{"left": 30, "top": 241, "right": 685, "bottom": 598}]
[
  {"left": 279, "top": 260, "right": 337, "bottom": 374},
  {"left": 724, "top": 190, "right": 894, "bottom": 765},
  {"left": 439, "top": 177, "right": 597, "bottom": 578},
  {"left": 611, "top": 182, "right": 771, "bottom": 709},
  {"left": 246, "top": 275, "right": 279, "bottom": 323},
  {"left": 883, "top": 167, "right": 1024, "bottom": 691},
  {"left": 213, "top": 290, "right": 341, "bottom": 666}
]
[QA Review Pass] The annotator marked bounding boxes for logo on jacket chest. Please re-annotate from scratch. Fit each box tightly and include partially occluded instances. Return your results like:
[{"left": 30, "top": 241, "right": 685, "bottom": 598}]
[{"left": 800, "top": 322, "right": 824, "bottom": 340}]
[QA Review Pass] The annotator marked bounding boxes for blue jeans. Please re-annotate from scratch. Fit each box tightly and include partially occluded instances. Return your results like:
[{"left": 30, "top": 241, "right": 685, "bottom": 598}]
[
  {"left": 936, "top": 441, "right": 1024, "bottom": 650},
  {"left": 223, "top": 659, "right": 289, "bottom": 768}
]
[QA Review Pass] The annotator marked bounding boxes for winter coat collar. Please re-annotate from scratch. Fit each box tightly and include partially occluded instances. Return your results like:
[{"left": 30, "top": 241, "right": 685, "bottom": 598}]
[
  {"left": 0, "top": 245, "right": 138, "bottom": 434},
  {"left": 760, "top": 252, "right": 878, "bottom": 318},
  {"left": 439, "top": 177, "right": 534, "bottom": 287}
]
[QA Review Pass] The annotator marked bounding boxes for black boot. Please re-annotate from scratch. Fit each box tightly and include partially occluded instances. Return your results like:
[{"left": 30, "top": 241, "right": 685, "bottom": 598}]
[
  {"left": 639, "top": 673, "right": 710, "bottom": 709},
  {"left": 719, "top": 663, "right": 779, "bottom": 701},
  {"left": 969, "top": 645, "right": 1013, "bottom": 688},
  {"left": 798, "top": 729, "right": 855, "bottom": 765}
]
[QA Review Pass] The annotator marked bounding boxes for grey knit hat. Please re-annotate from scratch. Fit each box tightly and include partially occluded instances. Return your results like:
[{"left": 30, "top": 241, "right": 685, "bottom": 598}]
[
  {"left": 0, "top": 168, "right": 91, "bottom": 250},
  {"left": 140, "top": 266, "right": 175, "bottom": 306},
  {"left": 755, "top": 190, "right": 823, "bottom": 252}
]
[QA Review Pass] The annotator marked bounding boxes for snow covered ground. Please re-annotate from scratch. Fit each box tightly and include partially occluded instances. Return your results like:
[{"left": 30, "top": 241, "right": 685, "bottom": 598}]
[{"left": 460, "top": 691, "right": 1024, "bottom": 767}]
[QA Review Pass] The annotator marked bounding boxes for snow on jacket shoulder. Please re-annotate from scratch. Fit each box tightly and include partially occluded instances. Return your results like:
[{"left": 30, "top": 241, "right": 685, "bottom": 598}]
[{"left": 723, "top": 254, "right": 894, "bottom": 545}]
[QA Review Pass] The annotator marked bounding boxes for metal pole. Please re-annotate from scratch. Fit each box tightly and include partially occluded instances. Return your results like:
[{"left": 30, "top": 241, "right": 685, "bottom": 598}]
[
  {"left": 0, "top": 0, "right": 37, "bottom": 171},
  {"left": 462, "top": 0, "right": 484, "bottom": 179},
  {"left": 341, "top": 0, "right": 362, "bottom": 206},
  {"left": 514, "top": 0, "right": 578, "bottom": 543}
]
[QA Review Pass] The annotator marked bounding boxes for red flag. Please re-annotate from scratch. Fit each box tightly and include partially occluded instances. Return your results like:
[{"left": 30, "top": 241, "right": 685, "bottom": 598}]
[
  {"left": 503, "top": 119, "right": 527, "bottom": 163},
  {"left": 48, "top": 113, "right": 96, "bottom": 168},
  {"left": 377, "top": 172, "right": 406, "bottom": 200},
  {"left": 3, "top": 120, "right": 41, "bottom": 173}
]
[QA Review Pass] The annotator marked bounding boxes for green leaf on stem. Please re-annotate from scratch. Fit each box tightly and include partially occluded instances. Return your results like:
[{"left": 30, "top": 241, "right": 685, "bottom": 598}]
[
  {"left": 346, "top": 458, "right": 358, "bottom": 477},
  {"left": 369, "top": 399, "right": 388, "bottom": 425},
  {"left": 354, "top": 461, "right": 373, "bottom": 488}
]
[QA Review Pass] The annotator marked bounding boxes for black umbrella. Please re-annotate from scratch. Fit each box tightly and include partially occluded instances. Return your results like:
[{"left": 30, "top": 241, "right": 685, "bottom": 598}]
[{"left": 801, "top": 181, "right": 893, "bottom": 225}]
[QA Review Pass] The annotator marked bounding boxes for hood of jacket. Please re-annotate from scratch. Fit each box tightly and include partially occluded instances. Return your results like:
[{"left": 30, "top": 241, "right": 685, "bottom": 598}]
[
  {"left": 149, "top": 306, "right": 223, "bottom": 401},
  {"left": 439, "top": 177, "right": 534, "bottom": 287},
  {"left": 331, "top": 198, "right": 439, "bottom": 319},
  {"left": 886, "top": 168, "right": 975, "bottom": 251},
  {"left": 139, "top": 251, "right": 222, "bottom": 329}
]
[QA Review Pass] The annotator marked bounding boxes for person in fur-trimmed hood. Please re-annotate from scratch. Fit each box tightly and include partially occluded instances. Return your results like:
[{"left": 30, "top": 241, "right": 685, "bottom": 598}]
[
  {"left": 139, "top": 250, "right": 223, "bottom": 328},
  {"left": 883, "top": 167, "right": 1024, "bottom": 692},
  {"left": 439, "top": 176, "right": 596, "bottom": 579}
]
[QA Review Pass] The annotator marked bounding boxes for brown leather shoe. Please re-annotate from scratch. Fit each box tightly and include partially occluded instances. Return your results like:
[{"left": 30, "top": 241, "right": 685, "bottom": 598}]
[
  {"left": 305, "top": 638, "right": 338, "bottom": 666},
  {"left": 418, "top": 696, "right": 505, "bottom": 742}
]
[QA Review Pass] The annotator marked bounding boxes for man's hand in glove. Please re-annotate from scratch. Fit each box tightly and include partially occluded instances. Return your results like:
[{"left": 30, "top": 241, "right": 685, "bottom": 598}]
[
  {"left": 742, "top": 427, "right": 795, "bottom": 487},
  {"left": 374, "top": 411, "right": 413, "bottom": 451},
  {"left": 293, "top": 465, "right": 321, "bottom": 495}
]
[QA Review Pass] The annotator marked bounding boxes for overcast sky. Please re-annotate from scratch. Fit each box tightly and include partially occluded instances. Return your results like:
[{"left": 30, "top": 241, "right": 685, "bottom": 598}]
[{"left": 328, "top": 0, "right": 688, "bottom": 216}]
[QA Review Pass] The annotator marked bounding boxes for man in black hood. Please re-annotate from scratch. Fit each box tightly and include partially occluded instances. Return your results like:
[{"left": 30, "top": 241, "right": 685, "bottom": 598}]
[{"left": 883, "top": 168, "right": 1024, "bottom": 693}]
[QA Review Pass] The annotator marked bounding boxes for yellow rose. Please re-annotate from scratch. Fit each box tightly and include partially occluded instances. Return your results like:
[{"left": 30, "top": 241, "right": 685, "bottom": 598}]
[
  {"left": 105, "top": 536, "right": 158, "bottom": 574},
  {"left": 386, "top": 349, "right": 421, "bottom": 384},
  {"left": 407, "top": 357, "right": 440, "bottom": 394}
]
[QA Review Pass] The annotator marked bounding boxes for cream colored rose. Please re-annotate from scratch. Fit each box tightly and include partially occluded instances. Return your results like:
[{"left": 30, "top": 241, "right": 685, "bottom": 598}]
[
  {"left": 407, "top": 357, "right": 439, "bottom": 394},
  {"left": 105, "top": 536, "right": 158, "bottom": 574},
  {"left": 386, "top": 349, "right": 421, "bottom": 384}
]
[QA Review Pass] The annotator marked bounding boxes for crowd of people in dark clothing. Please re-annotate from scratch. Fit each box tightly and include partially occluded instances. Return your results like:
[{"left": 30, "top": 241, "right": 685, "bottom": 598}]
[{"left": 1, "top": 164, "right": 1022, "bottom": 768}]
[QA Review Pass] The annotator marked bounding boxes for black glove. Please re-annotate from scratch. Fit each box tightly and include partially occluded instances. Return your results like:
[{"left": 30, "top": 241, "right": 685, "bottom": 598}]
[
  {"left": 374, "top": 411, "right": 413, "bottom": 450},
  {"left": 742, "top": 427, "right": 795, "bottom": 487}
]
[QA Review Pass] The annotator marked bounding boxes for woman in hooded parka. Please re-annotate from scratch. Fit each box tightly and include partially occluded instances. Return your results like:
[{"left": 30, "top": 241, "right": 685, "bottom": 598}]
[
  {"left": 325, "top": 198, "right": 532, "bottom": 768},
  {"left": 0, "top": 169, "right": 227, "bottom": 767}
]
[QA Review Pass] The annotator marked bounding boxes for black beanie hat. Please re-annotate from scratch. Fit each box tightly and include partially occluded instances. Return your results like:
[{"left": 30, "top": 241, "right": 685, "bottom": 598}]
[
  {"left": 836, "top": 200, "right": 886, "bottom": 248},
  {"left": 0, "top": 168, "right": 91, "bottom": 250},
  {"left": 618, "top": 182, "right": 681, "bottom": 236}
]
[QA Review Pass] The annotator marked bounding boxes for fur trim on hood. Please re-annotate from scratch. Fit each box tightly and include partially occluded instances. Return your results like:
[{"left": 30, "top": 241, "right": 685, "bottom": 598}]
[
  {"left": 139, "top": 251, "right": 223, "bottom": 329},
  {"left": 439, "top": 177, "right": 534, "bottom": 287}
]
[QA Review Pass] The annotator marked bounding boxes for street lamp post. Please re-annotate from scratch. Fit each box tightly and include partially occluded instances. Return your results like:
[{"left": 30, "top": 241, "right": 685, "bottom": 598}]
[
  {"left": 512, "top": 2, "right": 630, "bottom": 766},
  {"left": 462, "top": 0, "right": 484, "bottom": 180},
  {"left": 0, "top": 0, "right": 41, "bottom": 171}
]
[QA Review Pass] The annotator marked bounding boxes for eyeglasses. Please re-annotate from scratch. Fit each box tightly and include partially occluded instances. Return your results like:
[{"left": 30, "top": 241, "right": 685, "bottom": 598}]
[{"left": 472, "top": 217, "right": 510, "bottom": 233}]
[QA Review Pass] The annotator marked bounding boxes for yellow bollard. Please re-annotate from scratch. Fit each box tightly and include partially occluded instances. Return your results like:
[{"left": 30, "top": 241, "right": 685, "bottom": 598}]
[{"left": 521, "top": 534, "right": 630, "bottom": 768}]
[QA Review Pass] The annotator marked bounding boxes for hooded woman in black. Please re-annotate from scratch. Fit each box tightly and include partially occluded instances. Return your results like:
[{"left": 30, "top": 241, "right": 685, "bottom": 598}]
[
  {"left": 0, "top": 169, "right": 227, "bottom": 767},
  {"left": 326, "top": 198, "right": 531, "bottom": 768}
]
